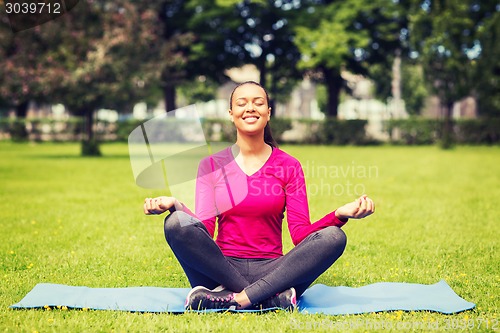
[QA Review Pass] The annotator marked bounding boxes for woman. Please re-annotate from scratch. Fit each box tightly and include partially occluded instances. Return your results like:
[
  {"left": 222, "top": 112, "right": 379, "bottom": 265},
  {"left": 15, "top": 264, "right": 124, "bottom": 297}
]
[{"left": 144, "top": 81, "right": 375, "bottom": 311}]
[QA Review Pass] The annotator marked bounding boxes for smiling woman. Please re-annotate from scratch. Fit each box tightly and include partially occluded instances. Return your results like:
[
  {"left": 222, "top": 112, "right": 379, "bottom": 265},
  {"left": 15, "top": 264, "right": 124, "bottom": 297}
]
[
  {"left": 230, "top": 83, "right": 270, "bottom": 135},
  {"left": 229, "top": 81, "right": 277, "bottom": 148},
  {"left": 143, "top": 81, "right": 375, "bottom": 312}
]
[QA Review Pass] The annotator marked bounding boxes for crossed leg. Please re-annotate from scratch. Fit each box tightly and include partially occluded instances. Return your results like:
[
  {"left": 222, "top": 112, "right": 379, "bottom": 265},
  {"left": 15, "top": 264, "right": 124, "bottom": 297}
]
[{"left": 164, "top": 211, "right": 346, "bottom": 308}]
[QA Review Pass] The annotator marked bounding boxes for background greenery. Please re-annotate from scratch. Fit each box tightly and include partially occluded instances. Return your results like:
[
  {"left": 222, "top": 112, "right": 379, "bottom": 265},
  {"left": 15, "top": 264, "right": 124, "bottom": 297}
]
[
  {"left": 0, "top": 142, "right": 498, "bottom": 332},
  {"left": 1, "top": 0, "right": 498, "bottom": 154}
]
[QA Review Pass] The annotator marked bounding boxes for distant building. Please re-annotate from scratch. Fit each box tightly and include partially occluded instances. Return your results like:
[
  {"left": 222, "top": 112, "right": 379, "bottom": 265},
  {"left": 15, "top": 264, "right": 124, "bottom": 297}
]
[{"left": 422, "top": 96, "right": 478, "bottom": 119}]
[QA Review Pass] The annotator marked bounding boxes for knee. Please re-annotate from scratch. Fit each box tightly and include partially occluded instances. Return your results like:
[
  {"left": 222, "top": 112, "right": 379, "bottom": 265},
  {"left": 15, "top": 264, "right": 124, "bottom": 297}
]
[
  {"left": 323, "top": 226, "right": 347, "bottom": 254},
  {"left": 164, "top": 211, "right": 181, "bottom": 235},
  {"left": 164, "top": 211, "right": 200, "bottom": 240}
]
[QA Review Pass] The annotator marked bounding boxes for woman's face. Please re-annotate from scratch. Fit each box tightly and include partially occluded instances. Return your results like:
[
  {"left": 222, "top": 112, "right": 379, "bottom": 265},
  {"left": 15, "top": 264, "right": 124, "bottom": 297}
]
[{"left": 229, "top": 84, "right": 271, "bottom": 136}]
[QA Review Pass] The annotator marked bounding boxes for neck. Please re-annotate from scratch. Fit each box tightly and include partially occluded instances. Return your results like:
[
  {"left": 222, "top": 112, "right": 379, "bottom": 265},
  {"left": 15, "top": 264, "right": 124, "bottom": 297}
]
[{"left": 234, "top": 132, "right": 269, "bottom": 156}]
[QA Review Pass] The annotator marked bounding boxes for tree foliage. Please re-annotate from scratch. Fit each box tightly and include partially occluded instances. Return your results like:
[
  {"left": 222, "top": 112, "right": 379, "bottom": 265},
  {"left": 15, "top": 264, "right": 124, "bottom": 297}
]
[
  {"left": 295, "top": 0, "right": 407, "bottom": 116},
  {"left": 0, "top": 13, "right": 66, "bottom": 117},
  {"left": 409, "top": 0, "right": 499, "bottom": 146},
  {"left": 401, "top": 62, "right": 428, "bottom": 115},
  {"left": 0, "top": 1, "right": 174, "bottom": 153},
  {"left": 1, "top": 0, "right": 498, "bottom": 149},
  {"left": 472, "top": 3, "right": 500, "bottom": 116},
  {"left": 163, "top": 0, "right": 303, "bottom": 107}
]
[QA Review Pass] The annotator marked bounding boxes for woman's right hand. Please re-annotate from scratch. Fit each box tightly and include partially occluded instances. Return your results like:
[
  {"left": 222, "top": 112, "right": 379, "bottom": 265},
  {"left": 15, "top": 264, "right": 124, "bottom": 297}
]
[
  {"left": 335, "top": 194, "right": 375, "bottom": 220},
  {"left": 144, "top": 196, "right": 178, "bottom": 215}
]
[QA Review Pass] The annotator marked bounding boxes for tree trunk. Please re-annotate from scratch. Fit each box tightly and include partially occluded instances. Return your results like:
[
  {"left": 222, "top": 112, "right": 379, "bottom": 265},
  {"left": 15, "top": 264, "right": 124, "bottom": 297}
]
[
  {"left": 85, "top": 110, "right": 94, "bottom": 143},
  {"left": 12, "top": 100, "right": 29, "bottom": 141},
  {"left": 323, "top": 68, "right": 343, "bottom": 118},
  {"left": 269, "top": 71, "right": 277, "bottom": 115},
  {"left": 15, "top": 100, "right": 29, "bottom": 118},
  {"left": 259, "top": 56, "right": 267, "bottom": 88},
  {"left": 164, "top": 85, "right": 176, "bottom": 116},
  {"left": 258, "top": 56, "right": 273, "bottom": 111},
  {"left": 441, "top": 101, "right": 454, "bottom": 149},
  {"left": 81, "top": 109, "right": 101, "bottom": 156}
]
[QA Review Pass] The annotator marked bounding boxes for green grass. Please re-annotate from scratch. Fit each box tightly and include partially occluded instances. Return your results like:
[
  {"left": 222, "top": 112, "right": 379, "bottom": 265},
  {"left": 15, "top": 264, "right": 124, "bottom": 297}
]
[{"left": 0, "top": 142, "right": 498, "bottom": 332}]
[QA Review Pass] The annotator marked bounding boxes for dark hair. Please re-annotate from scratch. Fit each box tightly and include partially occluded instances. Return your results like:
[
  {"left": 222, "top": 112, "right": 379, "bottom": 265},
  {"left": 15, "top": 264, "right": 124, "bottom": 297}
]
[{"left": 229, "top": 81, "right": 278, "bottom": 148}]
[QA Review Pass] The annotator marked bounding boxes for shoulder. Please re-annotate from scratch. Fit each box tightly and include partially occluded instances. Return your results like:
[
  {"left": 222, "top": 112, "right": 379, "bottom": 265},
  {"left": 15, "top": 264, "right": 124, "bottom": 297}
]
[
  {"left": 198, "top": 146, "right": 233, "bottom": 172},
  {"left": 271, "top": 147, "right": 302, "bottom": 168},
  {"left": 268, "top": 148, "right": 304, "bottom": 181}
]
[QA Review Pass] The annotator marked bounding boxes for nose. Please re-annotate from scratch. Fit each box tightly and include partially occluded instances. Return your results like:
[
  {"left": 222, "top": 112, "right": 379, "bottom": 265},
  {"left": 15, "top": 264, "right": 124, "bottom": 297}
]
[{"left": 245, "top": 102, "right": 255, "bottom": 112}]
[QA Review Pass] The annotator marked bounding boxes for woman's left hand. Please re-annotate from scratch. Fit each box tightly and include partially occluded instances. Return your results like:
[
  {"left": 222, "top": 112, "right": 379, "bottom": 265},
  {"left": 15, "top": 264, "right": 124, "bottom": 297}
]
[{"left": 335, "top": 194, "right": 375, "bottom": 220}]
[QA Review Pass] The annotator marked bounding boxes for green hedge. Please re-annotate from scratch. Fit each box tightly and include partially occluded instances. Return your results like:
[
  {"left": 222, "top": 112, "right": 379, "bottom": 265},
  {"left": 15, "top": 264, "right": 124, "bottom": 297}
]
[
  {"left": 386, "top": 118, "right": 441, "bottom": 145},
  {"left": 285, "top": 118, "right": 369, "bottom": 145},
  {"left": 0, "top": 117, "right": 373, "bottom": 146},
  {"left": 455, "top": 118, "right": 500, "bottom": 144},
  {"left": 115, "top": 119, "right": 144, "bottom": 142},
  {"left": 321, "top": 118, "right": 368, "bottom": 145},
  {"left": 386, "top": 118, "right": 500, "bottom": 145},
  {"left": 0, "top": 118, "right": 84, "bottom": 142},
  {"left": 2, "top": 117, "right": 499, "bottom": 145}
]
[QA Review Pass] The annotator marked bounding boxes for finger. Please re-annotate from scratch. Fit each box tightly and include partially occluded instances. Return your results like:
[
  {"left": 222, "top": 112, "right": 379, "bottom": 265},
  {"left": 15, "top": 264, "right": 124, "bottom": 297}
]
[
  {"left": 359, "top": 198, "right": 374, "bottom": 218},
  {"left": 367, "top": 198, "right": 374, "bottom": 213},
  {"left": 357, "top": 196, "right": 367, "bottom": 217},
  {"left": 147, "top": 198, "right": 156, "bottom": 210},
  {"left": 363, "top": 197, "right": 371, "bottom": 212},
  {"left": 145, "top": 198, "right": 156, "bottom": 215},
  {"left": 144, "top": 198, "right": 151, "bottom": 211},
  {"left": 148, "top": 198, "right": 159, "bottom": 215}
]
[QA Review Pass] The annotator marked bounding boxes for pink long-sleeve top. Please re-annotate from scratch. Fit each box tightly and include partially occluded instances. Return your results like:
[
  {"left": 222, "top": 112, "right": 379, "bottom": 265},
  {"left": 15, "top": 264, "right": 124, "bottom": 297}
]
[{"left": 180, "top": 147, "right": 347, "bottom": 258}]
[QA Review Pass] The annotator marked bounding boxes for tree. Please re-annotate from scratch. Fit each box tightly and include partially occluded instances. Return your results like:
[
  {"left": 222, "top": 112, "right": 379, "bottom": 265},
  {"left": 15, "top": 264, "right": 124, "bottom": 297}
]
[
  {"left": 471, "top": 2, "right": 499, "bottom": 117},
  {"left": 0, "top": 1, "right": 167, "bottom": 150},
  {"left": 0, "top": 11, "right": 68, "bottom": 139},
  {"left": 400, "top": 62, "right": 429, "bottom": 115},
  {"left": 158, "top": 0, "right": 199, "bottom": 112},
  {"left": 215, "top": 0, "right": 303, "bottom": 102},
  {"left": 409, "top": 0, "right": 498, "bottom": 147},
  {"left": 294, "top": 0, "right": 407, "bottom": 117},
  {"left": 159, "top": 0, "right": 303, "bottom": 110},
  {"left": 50, "top": 1, "right": 165, "bottom": 155}
]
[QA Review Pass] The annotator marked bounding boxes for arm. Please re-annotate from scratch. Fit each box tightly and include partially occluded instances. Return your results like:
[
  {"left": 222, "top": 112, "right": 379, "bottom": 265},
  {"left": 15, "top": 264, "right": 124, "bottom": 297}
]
[
  {"left": 285, "top": 160, "right": 374, "bottom": 245},
  {"left": 194, "top": 157, "right": 218, "bottom": 237},
  {"left": 143, "top": 157, "right": 217, "bottom": 238}
]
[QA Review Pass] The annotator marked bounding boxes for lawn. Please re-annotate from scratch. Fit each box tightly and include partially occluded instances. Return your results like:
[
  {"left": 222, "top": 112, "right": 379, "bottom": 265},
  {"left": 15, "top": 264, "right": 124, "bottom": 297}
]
[{"left": 0, "top": 142, "right": 498, "bottom": 332}]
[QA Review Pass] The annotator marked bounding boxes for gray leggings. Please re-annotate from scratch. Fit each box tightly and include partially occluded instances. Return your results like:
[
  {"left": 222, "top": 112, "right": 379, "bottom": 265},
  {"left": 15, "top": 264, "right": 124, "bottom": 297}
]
[{"left": 164, "top": 211, "right": 347, "bottom": 304}]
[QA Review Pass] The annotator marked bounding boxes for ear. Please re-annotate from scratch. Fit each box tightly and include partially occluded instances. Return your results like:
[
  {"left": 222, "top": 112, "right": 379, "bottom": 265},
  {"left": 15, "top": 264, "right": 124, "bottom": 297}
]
[
  {"left": 267, "top": 107, "right": 271, "bottom": 121},
  {"left": 228, "top": 109, "right": 234, "bottom": 122}
]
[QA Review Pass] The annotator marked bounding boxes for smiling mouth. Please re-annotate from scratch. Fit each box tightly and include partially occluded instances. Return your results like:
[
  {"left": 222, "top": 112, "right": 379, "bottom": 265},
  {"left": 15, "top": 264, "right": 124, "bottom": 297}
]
[{"left": 242, "top": 116, "right": 260, "bottom": 123}]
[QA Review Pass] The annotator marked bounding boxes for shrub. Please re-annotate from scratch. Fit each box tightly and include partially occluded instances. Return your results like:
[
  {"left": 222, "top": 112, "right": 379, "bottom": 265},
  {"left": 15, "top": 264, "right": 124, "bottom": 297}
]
[
  {"left": 81, "top": 139, "right": 102, "bottom": 156},
  {"left": 386, "top": 118, "right": 500, "bottom": 145},
  {"left": 269, "top": 118, "right": 292, "bottom": 143},
  {"left": 8, "top": 119, "right": 29, "bottom": 142},
  {"left": 320, "top": 118, "right": 368, "bottom": 145},
  {"left": 386, "top": 118, "right": 441, "bottom": 145},
  {"left": 116, "top": 119, "right": 146, "bottom": 142},
  {"left": 455, "top": 118, "right": 500, "bottom": 144}
]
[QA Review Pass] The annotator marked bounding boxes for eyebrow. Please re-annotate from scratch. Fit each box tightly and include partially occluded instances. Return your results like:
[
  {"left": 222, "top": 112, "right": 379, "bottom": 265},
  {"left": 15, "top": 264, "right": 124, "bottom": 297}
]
[{"left": 235, "top": 97, "right": 265, "bottom": 101}]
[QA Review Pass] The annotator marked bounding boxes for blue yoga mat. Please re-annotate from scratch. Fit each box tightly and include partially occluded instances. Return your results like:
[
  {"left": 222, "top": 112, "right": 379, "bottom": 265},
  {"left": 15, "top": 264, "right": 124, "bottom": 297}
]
[{"left": 10, "top": 280, "right": 474, "bottom": 314}]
